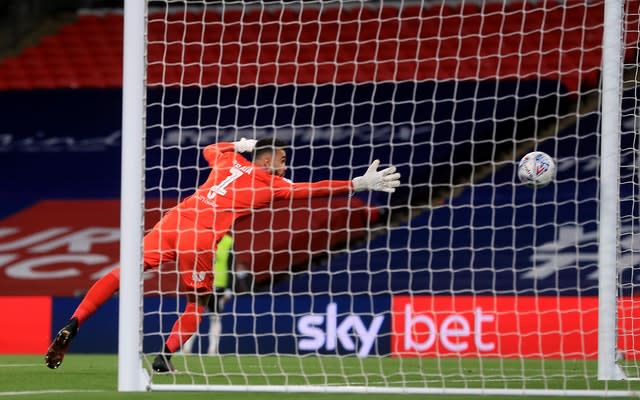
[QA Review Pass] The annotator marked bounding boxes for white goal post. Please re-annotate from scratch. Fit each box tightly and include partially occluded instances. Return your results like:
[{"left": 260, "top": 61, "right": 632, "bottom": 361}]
[
  {"left": 118, "top": 0, "right": 640, "bottom": 395},
  {"left": 598, "top": 0, "right": 625, "bottom": 382},
  {"left": 119, "top": 0, "right": 146, "bottom": 392}
]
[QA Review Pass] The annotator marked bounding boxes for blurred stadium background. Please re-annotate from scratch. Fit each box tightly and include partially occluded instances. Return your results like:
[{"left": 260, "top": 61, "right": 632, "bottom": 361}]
[{"left": 1, "top": 0, "right": 640, "bottom": 392}]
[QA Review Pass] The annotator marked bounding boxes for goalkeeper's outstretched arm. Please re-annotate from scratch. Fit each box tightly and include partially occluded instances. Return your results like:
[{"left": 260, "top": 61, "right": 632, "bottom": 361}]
[
  {"left": 206, "top": 137, "right": 401, "bottom": 198},
  {"left": 277, "top": 159, "right": 401, "bottom": 199}
]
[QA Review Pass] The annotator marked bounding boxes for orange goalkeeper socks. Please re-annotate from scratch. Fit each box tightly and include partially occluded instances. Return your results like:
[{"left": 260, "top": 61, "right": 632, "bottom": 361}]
[
  {"left": 165, "top": 302, "right": 205, "bottom": 353},
  {"left": 71, "top": 267, "right": 120, "bottom": 326}
]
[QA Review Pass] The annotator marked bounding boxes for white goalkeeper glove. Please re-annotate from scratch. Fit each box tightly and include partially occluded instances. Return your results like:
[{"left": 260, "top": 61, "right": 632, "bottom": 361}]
[
  {"left": 233, "top": 138, "right": 257, "bottom": 153},
  {"left": 352, "top": 159, "right": 401, "bottom": 193}
]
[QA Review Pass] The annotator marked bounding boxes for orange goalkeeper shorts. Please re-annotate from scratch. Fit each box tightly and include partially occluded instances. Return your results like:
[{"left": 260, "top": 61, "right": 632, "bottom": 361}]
[{"left": 143, "top": 209, "right": 220, "bottom": 292}]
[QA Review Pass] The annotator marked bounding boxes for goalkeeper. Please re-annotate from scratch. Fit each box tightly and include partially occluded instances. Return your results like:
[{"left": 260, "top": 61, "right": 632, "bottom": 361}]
[{"left": 45, "top": 138, "right": 401, "bottom": 372}]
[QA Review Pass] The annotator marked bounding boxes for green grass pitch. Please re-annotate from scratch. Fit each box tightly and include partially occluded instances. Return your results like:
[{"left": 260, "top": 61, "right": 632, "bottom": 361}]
[{"left": 1, "top": 354, "right": 640, "bottom": 399}]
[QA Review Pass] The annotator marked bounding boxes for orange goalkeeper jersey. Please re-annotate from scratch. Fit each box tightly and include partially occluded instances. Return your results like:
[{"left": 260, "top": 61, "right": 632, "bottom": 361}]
[
  {"left": 176, "top": 142, "right": 354, "bottom": 232},
  {"left": 143, "top": 141, "right": 354, "bottom": 291}
]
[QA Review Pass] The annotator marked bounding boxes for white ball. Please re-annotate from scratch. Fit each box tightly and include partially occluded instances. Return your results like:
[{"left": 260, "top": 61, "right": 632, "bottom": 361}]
[{"left": 518, "top": 151, "right": 556, "bottom": 188}]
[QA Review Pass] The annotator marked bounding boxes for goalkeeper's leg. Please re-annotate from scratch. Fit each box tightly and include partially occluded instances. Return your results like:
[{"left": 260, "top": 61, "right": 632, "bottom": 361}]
[
  {"left": 182, "top": 288, "right": 227, "bottom": 354},
  {"left": 152, "top": 293, "right": 209, "bottom": 372},
  {"left": 45, "top": 267, "right": 121, "bottom": 369},
  {"left": 151, "top": 224, "right": 217, "bottom": 371}
]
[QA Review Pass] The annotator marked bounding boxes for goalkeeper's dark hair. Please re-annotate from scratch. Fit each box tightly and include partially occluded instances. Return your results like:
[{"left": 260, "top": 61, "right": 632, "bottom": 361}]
[{"left": 253, "top": 138, "right": 289, "bottom": 160}]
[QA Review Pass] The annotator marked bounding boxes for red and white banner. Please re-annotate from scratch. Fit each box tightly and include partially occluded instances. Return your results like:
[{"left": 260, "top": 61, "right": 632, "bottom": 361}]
[
  {"left": 392, "top": 295, "right": 640, "bottom": 359},
  {"left": 0, "top": 200, "right": 121, "bottom": 296}
]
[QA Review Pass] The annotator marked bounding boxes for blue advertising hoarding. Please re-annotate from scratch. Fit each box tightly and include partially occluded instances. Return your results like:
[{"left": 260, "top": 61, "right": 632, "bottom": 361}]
[
  {"left": 51, "top": 294, "right": 391, "bottom": 356},
  {"left": 217, "top": 294, "right": 391, "bottom": 356}
]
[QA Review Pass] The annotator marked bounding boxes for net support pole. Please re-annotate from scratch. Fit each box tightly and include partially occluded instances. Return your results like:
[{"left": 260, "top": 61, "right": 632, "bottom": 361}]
[
  {"left": 118, "top": 0, "right": 148, "bottom": 391},
  {"left": 598, "top": 0, "right": 625, "bottom": 381}
]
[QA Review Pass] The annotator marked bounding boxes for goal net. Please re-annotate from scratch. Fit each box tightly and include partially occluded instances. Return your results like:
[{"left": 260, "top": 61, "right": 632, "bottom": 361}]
[
  {"left": 618, "top": 0, "right": 640, "bottom": 380},
  {"left": 119, "top": 0, "right": 640, "bottom": 395}
]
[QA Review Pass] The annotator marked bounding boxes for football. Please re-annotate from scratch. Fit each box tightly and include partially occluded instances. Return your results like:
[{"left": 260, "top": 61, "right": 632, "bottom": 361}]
[{"left": 517, "top": 151, "right": 556, "bottom": 188}]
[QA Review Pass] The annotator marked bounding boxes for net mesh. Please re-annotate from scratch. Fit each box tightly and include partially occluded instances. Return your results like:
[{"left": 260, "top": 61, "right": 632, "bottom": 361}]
[
  {"left": 140, "top": 0, "right": 640, "bottom": 392},
  {"left": 618, "top": 0, "right": 640, "bottom": 379}
]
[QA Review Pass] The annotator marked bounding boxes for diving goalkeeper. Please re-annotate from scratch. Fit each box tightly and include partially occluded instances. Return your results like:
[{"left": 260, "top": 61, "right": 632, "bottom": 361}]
[{"left": 45, "top": 137, "right": 401, "bottom": 372}]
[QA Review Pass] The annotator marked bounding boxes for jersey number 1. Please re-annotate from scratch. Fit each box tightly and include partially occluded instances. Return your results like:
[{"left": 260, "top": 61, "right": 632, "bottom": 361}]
[{"left": 207, "top": 166, "right": 242, "bottom": 198}]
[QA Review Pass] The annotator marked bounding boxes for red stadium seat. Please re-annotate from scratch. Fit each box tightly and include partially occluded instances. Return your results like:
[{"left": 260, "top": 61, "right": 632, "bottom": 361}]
[
  {"left": 392, "top": 59, "right": 418, "bottom": 80},
  {"left": 377, "top": 19, "right": 400, "bottom": 40},
  {"left": 438, "top": 14, "right": 463, "bottom": 37},
  {"left": 318, "top": 22, "right": 339, "bottom": 42},
  {"left": 256, "top": 21, "right": 278, "bottom": 42},
  {"left": 460, "top": 14, "right": 484, "bottom": 36},
  {"left": 203, "top": 10, "right": 222, "bottom": 23},
  {"left": 255, "top": 63, "right": 278, "bottom": 85},
  {"left": 296, "top": 45, "right": 318, "bottom": 64},
  {"left": 278, "top": 22, "right": 302, "bottom": 43},
  {"left": 355, "top": 42, "right": 378, "bottom": 63},
  {"left": 416, "top": 37, "right": 439, "bottom": 61},
  {"left": 336, "top": 22, "right": 358, "bottom": 42},
  {"left": 319, "top": 7, "right": 340, "bottom": 22},
  {"left": 274, "top": 8, "right": 298, "bottom": 23},
  {"left": 400, "top": 4, "right": 425, "bottom": 19},
  {"left": 241, "top": 8, "right": 262, "bottom": 24},
  {"left": 398, "top": 38, "right": 418, "bottom": 60},
  {"left": 314, "top": 42, "right": 334, "bottom": 63},
  {"left": 258, "top": 44, "right": 279, "bottom": 65},
  {"left": 238, "top": 44, "right": 258, "bottom": 64},
  {"left": 311, "top": 63, "right": 334, "bottom": 83},
  {"left": 482, "top": 2, "right": 506, "bottom": 15},
  {"left": 338, "top": 6, "right": 362, "bottom": 22},
  {"left": 435, "top": 58, "right": 462, "bottom": 80},
  {"left": 357, "top": 20, "right": 380, "bottom": 42},
  {"left": 4, "top": 77, "right": 34, "bottom": 89},
  {"left": 300, "top": 7, "right": 320, "bottom": 22},
  {"left": 275, "top": 64, "right": 298, "bottom": 85},
  {"left": 398, "top": 19, "right": 420, "bottom": 39},
  {"left": 355, "top": 61, "right": 376, "bottom": 82},
  {"left": 299, "top": 21, "right": 321, "bottom": 43},
  {"left": 378, "top": 5, "right": 400, "bottom": 19},
  {"left": 202, "top": 23, "right": 223, "bottom": 41},
  {"left": 376, "top": 41, "right": 400, "bottom": 61},
  {"left": 103, "top": 13, "right": 123, "bottom": 31}
]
